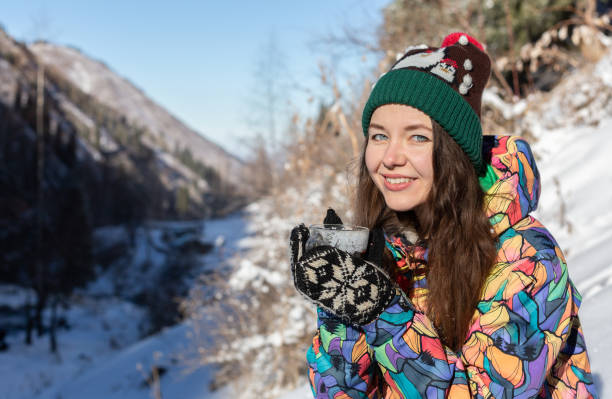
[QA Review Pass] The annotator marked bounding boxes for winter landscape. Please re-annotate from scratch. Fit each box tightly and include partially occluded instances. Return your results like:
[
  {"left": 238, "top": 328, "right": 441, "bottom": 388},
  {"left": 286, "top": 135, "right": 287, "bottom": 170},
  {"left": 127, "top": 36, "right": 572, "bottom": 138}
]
[{"left": 2, "top": 2, "right": 612, "bottom": 399}]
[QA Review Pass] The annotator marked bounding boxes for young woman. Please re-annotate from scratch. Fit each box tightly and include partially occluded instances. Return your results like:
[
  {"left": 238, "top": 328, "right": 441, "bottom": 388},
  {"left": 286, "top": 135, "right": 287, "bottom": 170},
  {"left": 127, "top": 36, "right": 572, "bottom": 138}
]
[{"left": 290, "top": 33, "right": 597, "bottom": 398}]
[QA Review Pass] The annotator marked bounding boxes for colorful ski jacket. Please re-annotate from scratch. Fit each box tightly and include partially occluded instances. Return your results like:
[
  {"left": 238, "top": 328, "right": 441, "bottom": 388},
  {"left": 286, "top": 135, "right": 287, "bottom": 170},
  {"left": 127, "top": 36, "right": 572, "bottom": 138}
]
[{"left": 306, "top": 136, "right": 597, "bottom": 398}]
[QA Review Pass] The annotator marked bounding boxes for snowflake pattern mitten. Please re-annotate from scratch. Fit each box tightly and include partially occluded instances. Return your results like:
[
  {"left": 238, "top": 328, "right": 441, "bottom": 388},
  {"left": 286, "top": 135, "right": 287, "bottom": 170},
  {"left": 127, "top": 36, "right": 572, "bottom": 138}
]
[{"left": 290, "top": 224, "right": 395, "bottom": 326}]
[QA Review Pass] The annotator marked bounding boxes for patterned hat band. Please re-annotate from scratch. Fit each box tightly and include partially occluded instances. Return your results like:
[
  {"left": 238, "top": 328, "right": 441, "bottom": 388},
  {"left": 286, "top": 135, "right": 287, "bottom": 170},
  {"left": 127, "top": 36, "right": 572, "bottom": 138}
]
[{"left": 361, "top": 33, "right": 491, "bottom": 176}]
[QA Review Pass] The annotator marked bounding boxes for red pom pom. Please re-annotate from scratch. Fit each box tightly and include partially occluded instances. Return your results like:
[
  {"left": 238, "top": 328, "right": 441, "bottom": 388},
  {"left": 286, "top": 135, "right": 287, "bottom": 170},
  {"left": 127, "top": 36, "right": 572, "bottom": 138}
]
[{"left": 441, "top": 32, "right": 485, "bottom": 51}]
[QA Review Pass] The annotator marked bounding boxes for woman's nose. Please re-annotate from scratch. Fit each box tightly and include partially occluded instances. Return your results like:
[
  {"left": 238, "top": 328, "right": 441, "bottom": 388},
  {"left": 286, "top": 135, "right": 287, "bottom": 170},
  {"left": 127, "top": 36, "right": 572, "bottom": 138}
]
[{"left": 383, "top": 142, "right": 406, "bottom": 168}]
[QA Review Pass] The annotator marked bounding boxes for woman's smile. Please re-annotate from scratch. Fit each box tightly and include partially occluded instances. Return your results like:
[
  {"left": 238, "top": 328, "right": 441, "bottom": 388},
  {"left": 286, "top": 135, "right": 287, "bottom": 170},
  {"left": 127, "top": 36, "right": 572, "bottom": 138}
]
[{"left": 382, "top": 174, "right": 416, "bottom": 191}]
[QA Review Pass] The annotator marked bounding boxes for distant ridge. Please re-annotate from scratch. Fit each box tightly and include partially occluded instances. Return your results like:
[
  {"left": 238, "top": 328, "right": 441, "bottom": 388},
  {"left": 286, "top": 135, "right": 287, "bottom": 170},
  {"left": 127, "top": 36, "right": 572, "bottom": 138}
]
[
  {"left": 29, "top": 42, "right": 244, "bottom": 186},
  {"left": 1, "top": 27, "right": 245, "bottom": 219}
]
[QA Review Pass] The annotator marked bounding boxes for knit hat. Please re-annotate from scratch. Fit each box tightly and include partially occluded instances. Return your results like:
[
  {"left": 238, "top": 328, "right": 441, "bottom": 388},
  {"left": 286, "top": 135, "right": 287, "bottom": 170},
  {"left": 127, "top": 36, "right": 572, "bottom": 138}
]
[{"left": 362, "top": 32, "right": 491, "bottom": 175}]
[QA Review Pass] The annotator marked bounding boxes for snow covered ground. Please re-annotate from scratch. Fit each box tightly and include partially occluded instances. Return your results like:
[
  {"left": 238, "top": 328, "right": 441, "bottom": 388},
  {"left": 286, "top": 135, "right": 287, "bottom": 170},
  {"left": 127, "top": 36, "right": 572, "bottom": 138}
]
[
  {"left": 35, "top": 322, "right": 232, "bottom": 399},
  {"left": 0, "top": 296, "right": 147, "bottom": 399},
  {"left": 0, "top": 212, "right": 246, "bottom": 399},
  {"left": 0, "top": 306, "right": 235, "bottom": 399}
]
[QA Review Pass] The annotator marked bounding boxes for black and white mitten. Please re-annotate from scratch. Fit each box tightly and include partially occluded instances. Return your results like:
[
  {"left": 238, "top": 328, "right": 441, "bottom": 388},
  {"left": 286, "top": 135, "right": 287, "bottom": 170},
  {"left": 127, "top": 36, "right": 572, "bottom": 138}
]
[{"left": 290, "top": 221, "right": 395, "bottom": 326}]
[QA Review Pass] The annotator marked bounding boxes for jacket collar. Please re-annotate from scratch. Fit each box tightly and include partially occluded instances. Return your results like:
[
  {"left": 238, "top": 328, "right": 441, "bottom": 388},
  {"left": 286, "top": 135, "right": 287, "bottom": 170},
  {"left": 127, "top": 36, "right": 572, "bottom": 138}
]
[{"left": 385, "top": 233, "right": 427, "bottom": 270}]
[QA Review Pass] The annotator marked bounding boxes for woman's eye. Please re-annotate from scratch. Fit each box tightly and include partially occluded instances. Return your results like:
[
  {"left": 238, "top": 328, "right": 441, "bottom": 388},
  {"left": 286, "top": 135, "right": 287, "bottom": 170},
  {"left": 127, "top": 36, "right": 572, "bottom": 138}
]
[
  {"left": 413, "top": 134, "right": 430, "bottom": 143},
  {"left": 370, "top": 133, "right": 388, "bottom": 141}
]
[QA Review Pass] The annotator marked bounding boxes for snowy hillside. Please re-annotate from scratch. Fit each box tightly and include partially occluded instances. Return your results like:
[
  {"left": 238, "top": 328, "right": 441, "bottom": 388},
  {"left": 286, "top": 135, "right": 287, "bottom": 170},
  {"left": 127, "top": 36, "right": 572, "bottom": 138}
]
[
  {"left": 0, "top": 28, "right": 242, "bottom": 220},
  {"left": 29, "top": 42, "right": 244, "bottom": 186}
]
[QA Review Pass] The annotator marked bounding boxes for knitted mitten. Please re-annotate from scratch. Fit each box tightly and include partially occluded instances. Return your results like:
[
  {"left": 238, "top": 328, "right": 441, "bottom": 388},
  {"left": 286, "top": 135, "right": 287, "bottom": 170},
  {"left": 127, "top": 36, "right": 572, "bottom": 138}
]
[{"left": 290, "top": 224, "right": 395, "bottom": 326}]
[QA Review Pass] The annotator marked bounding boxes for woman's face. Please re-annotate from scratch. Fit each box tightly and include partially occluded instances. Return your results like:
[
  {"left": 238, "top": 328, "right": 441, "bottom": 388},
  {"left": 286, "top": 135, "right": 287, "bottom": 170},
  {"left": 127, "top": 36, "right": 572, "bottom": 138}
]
[{"left": 365, "top": 104, "right": 434, "bottom": 213}]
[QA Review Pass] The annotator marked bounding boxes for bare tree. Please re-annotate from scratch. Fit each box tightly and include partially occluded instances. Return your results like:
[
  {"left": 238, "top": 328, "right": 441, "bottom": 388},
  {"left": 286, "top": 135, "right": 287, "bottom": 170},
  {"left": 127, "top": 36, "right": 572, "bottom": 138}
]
[
  {"left": 243, "top": 32, "right": 292, "bottom": 164},
  {"left": 27, "top": 5, "right": 60, "bottom": 352}
]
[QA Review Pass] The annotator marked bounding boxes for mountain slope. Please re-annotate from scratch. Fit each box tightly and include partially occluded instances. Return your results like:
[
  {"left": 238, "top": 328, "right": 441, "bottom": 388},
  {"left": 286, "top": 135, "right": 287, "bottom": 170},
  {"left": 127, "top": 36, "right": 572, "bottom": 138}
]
[
  {"left": 1, "top": 28, "right": 244, "bottom": 221},
  {"left": 29, "top": 42, "right": 244, "bottom": 187}
]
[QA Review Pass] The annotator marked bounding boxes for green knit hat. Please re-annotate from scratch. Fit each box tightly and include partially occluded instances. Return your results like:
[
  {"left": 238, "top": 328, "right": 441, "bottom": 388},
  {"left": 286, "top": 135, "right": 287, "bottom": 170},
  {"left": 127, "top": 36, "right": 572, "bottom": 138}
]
[{"left": 362, "top": 32, "right": 491, "bottom": 175}]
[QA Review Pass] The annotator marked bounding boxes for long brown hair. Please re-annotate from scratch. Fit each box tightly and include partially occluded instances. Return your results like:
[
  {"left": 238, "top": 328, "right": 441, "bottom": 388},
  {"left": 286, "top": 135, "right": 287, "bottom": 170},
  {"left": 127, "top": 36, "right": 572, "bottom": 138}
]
[{"left": 354, "top": 120, "right": 497, "bottom": 351}]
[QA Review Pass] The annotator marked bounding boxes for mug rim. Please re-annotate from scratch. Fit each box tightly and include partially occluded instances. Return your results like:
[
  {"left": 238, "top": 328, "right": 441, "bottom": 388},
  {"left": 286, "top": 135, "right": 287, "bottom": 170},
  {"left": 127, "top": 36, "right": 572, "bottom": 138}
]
[{"left": 308, "top": 224, "right": 369, "bottom": 231}]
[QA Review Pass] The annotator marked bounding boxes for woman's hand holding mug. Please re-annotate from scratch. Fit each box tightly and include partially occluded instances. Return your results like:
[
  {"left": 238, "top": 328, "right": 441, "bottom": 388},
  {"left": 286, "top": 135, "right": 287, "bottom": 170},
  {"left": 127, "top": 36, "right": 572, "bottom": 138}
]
[{"left": 289, "top": 209, "right": 396, "bottom": 326}]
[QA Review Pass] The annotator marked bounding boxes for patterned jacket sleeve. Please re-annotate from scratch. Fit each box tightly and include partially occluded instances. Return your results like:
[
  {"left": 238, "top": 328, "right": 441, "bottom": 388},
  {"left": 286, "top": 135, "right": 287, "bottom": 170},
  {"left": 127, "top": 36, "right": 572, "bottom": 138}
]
[
  {"left": 307, "top": 308, "right": 381, "bottom": 398},
  {"left": 458, "top": 226, "right": 596, "bottom": 398}
]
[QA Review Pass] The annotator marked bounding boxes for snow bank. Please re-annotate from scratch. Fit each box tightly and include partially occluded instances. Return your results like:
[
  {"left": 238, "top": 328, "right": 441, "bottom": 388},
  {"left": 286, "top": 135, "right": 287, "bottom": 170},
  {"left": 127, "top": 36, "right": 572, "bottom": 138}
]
[{"left": 37, "top": 323, "right": 231, "bottom": 399}]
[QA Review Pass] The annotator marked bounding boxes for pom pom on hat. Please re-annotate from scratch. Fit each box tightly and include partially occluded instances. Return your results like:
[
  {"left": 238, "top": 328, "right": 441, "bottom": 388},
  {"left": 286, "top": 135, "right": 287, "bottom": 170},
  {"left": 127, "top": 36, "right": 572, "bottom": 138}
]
[{"left": 441, "top": 32, "right": 486, "bottom": 51}]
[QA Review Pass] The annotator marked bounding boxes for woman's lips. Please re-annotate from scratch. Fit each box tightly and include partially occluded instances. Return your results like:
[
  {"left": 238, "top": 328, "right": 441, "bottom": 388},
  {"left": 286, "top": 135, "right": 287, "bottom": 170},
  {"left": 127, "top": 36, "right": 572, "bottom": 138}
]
[{"left": 382, "top": 174, "right": 415, "bottom": 191}]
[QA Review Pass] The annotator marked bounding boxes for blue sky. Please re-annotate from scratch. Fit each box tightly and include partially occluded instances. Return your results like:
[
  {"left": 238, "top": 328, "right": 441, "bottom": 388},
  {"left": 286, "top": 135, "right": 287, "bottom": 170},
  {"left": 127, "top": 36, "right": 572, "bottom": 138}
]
[{"left": 0, "top": 1, "right": 389, "bottom": 158}]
